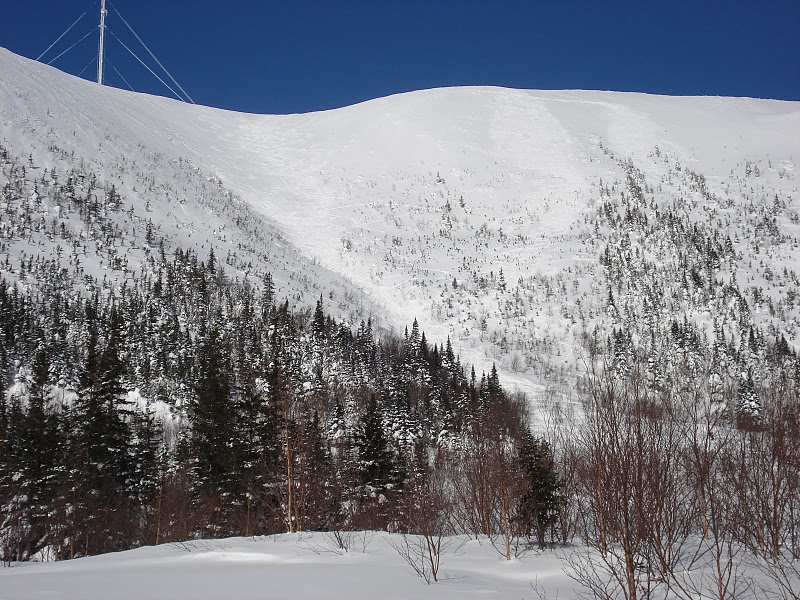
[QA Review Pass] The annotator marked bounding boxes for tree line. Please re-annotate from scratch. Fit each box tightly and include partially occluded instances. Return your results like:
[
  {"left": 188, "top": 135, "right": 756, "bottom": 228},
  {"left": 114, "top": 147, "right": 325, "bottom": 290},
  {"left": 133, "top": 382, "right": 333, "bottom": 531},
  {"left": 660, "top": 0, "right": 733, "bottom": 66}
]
[{"left": 0, "top": 245, "right": 561, "bottom": 563}]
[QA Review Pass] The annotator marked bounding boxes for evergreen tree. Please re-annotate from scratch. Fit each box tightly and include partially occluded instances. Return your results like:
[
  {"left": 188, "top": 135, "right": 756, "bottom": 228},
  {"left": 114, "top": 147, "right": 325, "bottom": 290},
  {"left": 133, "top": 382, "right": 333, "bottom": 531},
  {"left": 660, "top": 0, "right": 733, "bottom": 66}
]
[
  {"left": 516, "top": 434, "right": 561, "bottom": 549},
  {"left": 188, "top": 324, "right": 240, "bottom": 517},
  {"left": 14, "top": 349, "right": 62, "bottom": 559},
  {"left": 127, "top": 404, "right": 163, "bottom": 517},
  {"left": 260, "top": 273, "right": 275, "bottom": 322},
  {"left": 0, "top": 336, "right": 13, "bottom": 561},
  {"left": 736, "top": 371, "right": 761, "bottom": 426},
  {"left": 71, "top": 310, "right": 134, "bottom": 555},
  {"left": 296, "top": 411, "right": 335, "bottom": 530},
  {"left": 355, "top": 395, "right": 397, "bottom": 492},
  {"left": 236, "top": 364, "right": 279, "bottom": 533},
  {"left": 312, "top": 295, "right": 326, "bottom": 341}
]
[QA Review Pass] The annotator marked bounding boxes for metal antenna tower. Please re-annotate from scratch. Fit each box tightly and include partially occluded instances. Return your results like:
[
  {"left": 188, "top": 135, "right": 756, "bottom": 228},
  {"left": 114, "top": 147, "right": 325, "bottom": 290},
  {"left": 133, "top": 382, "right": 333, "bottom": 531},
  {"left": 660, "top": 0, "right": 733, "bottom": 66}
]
[
  {"left": 97, "top": 0, "right": 107, "bottom": 84},
  {"left": 37, "top": 0, "right": 192, "bottom": 101}
]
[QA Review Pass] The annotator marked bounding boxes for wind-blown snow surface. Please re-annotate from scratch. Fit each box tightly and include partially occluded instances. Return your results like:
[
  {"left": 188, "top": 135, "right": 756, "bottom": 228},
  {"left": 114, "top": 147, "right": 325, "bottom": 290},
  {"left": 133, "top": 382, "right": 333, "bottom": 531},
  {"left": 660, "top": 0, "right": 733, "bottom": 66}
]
[
  {"left": 0, "top": 533, "right": 567, "bottom": 599},
  {"left": 1, "top": 48, "right": 799, "bottom": 397},
  {"left": 3, "top": 45, "right": 800, "bottom": 600}
]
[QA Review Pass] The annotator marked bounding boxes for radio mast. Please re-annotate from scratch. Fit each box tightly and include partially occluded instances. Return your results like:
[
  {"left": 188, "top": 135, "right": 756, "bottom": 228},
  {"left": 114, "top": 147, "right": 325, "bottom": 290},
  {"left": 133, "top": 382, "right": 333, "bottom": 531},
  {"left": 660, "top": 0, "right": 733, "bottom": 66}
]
[
  {"left": 97, "top": 0, "right": 107, "bottom": 84},
  {"left": 37, "top": 0, "right": 192, "bottom": 101}
]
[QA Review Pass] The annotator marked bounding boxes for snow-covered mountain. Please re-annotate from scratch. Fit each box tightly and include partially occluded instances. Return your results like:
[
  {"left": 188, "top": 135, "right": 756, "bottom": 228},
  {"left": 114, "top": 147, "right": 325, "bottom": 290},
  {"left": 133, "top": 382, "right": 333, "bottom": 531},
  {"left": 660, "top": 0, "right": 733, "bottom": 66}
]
[
  {"left": 5, "top": 46, "right": 800, "bottom": 600},
  {"left": 2, "top": 47, "right": 799, "bottom": 398}
]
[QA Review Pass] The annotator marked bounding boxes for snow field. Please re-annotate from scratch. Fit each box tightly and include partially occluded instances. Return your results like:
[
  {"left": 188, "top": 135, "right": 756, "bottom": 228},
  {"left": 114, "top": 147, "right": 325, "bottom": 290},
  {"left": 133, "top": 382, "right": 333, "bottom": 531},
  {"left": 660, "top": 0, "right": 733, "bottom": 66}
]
[{"left": 0, "top": 533, "right": 571, "bottom": 599}]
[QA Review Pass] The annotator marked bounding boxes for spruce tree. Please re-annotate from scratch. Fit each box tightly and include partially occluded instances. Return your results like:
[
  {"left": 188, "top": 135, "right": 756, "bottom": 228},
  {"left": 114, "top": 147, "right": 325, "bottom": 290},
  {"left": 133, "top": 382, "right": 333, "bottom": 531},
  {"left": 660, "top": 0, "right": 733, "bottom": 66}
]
[
  {"left": 516, "top": 434, "right": 561, "bottom": 549},
  {"left": 127, "top": 404, "right": 162, "bottom": 518},
  {"left": 236, "top": 363, "right": 279, "bottom": 532},
  {"left": 71, "top": 310, "right": 134, "bottom": 554},
  {"left": 0, "top": 336, "right": 12, "bottom": 562},
  {"left": 15, "top": 349, "right": 62, "bottom": 559},
  {"left": 189, "top": 324, "right": 239, "bottom": 511},
  {"left": 356, "top": 395, "right": 396, "bottom": 490},
  {"left": 296, "top": 411, "right": 334, "bottom": 530}
]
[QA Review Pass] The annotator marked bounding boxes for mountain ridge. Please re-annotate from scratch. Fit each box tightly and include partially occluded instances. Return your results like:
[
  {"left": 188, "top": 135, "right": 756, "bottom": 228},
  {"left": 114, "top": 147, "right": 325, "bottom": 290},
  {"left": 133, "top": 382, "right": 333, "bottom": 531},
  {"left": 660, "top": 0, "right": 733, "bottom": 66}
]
[{"left": 2, "top": 46, "right": 799, "bottom": 397}]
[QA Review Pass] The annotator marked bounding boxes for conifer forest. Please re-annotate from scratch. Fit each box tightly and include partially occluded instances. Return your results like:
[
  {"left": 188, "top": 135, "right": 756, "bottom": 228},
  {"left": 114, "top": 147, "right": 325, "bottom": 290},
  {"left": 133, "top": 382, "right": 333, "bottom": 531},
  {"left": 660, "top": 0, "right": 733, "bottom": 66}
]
[{"left": 1, "top": 58, "right": 799, "bottom": 599}]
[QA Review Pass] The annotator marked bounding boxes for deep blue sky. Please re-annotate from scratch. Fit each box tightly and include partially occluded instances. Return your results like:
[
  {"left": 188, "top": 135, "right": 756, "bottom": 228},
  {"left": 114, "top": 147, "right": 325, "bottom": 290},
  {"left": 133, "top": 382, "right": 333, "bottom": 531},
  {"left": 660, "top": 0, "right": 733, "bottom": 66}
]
[{"left": 2, "top": 0, "right": 799, "bottom": 114}]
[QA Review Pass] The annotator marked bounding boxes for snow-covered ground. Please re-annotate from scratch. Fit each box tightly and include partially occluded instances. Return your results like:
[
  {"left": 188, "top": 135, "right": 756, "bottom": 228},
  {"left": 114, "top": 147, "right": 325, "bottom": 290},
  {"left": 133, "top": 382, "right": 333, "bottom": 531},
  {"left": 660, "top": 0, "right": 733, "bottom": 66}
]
[
  {"left": 2, "top": 45, "right": 800, "bottom": 600},
  {"left": 0, "top": 533, "right": 570, "bottom": 599},
  {"left": 1, "top": 47, "right": 799, "bottom": 397}
]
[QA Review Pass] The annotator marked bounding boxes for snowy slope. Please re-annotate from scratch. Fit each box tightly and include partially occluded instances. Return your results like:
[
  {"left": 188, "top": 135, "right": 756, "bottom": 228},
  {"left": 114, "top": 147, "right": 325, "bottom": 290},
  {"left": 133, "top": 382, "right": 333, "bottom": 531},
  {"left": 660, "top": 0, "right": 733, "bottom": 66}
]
[
  {"left": 1, "top": 47, "right": 799, "bottom": 397},
  {"left": 0, "top": 533, "right": 570, "bottom": 600},
  {"left": 0, "top": 532, "right": 788, "bottom": 600}
]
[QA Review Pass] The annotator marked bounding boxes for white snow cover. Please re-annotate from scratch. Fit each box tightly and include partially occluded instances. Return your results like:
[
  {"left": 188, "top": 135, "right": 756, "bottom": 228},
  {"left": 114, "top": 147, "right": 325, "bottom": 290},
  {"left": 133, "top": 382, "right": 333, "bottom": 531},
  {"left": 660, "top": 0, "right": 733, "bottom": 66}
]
[
  {"left": 2, "top": 46, "right": 800, "bottom": 600},
  {"left": 0, "top": 533, "right": 570, "bottom": 599},
  {"left": 2, "top": 48, "right": 799, "bottom": 397}
]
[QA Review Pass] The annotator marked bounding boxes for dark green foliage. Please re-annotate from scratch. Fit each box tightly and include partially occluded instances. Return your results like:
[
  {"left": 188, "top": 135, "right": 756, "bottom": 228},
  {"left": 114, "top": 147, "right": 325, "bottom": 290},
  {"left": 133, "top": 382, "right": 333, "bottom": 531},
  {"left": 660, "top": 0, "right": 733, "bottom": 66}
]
[
  {"left": 127, "top": 405, "right": 162, "bottom": 506},
  {"left": 296, "top": 411, "right": 336, "bottom": 530},
  {"left": 67, "top": 308, "right": 137, "bottom": 557},
  {"left": 11, "top": 349, "right": 62, "bottom": 559},
  {"left": 356, "top": 395, "right": 396, "bottom": 489},
  {"left": 188, "top": 324, "right": 241, "bottom": 514},
  {"left": 516, "top": 434, "right": 561, "bottom": 548},
  {"left": 74, "top": 314, "right": 131, "bottom": 495},
  {"left": 0, "top": 151, "right": 527, "bottom": 558}
]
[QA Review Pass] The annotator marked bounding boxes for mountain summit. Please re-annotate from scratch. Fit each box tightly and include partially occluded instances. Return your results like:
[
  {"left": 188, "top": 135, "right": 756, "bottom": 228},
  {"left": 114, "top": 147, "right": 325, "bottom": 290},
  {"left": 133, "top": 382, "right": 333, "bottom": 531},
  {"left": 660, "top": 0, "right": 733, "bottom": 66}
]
[{"left": 1, "top": 47, "right": 799, "bottom": 394}]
